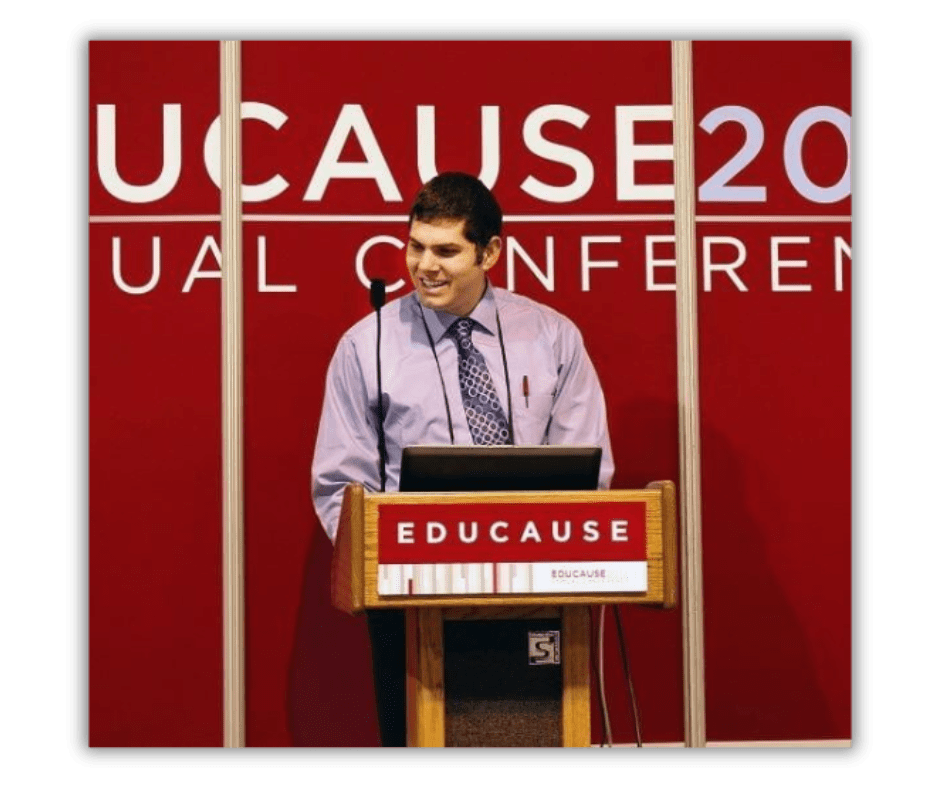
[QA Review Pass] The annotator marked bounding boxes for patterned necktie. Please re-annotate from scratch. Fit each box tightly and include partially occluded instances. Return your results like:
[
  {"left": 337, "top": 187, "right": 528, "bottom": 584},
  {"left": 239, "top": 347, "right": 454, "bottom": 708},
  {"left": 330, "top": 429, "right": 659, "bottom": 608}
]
[{"left": 448, "top": 317, "right": 511, "bottom": 445}]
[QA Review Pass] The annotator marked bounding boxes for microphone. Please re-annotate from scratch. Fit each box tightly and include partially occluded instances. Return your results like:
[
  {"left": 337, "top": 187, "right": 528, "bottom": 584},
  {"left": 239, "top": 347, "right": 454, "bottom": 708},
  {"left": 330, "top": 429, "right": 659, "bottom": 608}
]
[
  {"left": 370, "top": 279, "right": 388, "bottom": 492},
  {"left": 370, "top": 278, "right": 387, "bottom": 311}
]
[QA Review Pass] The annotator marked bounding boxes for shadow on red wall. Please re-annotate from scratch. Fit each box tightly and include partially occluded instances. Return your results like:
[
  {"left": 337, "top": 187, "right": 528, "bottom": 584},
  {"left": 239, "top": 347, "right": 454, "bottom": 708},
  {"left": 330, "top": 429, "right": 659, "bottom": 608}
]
[
  {"left": 287, "top": 526, "right": 380, "bottom": 747},
  {"left": 597, "top": 397, "right": 841, "bottom": 743}
]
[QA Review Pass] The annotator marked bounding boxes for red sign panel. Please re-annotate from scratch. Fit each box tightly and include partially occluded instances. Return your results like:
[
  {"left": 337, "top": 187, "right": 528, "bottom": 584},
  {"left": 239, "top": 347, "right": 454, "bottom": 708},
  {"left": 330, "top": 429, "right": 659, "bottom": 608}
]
[{"left": 377, "top": 500, "right": 648, "bottom": 564}]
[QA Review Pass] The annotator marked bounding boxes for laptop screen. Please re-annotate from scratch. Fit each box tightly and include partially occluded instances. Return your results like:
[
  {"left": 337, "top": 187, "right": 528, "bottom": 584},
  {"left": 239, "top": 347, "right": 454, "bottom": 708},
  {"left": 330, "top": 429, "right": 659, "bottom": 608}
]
[{"left": 398, "top": 445, "right": 602, "bottom": 493}]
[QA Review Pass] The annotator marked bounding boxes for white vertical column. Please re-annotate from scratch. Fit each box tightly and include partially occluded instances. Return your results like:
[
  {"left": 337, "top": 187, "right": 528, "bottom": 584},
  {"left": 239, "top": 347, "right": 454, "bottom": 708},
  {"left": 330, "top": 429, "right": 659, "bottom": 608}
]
[
  {"left": 220, "top": 39, "right": 245, "bottom": 749},
  {"left": 671, "top": 39, "right": 706, "bottom": 748}
]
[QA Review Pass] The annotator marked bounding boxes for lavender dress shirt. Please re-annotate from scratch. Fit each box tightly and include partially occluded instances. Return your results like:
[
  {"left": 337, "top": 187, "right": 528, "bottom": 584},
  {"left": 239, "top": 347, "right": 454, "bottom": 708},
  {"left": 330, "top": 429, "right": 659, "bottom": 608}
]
[{"left": 311, "top": 284, "right": 614, "bottom": 542}]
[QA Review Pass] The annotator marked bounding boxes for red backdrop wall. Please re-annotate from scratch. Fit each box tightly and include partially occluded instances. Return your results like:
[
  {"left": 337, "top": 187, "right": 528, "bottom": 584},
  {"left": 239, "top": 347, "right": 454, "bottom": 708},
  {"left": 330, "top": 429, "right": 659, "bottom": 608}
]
[{"left": 89, "top": 40, "right": 851, "bottom": 745}]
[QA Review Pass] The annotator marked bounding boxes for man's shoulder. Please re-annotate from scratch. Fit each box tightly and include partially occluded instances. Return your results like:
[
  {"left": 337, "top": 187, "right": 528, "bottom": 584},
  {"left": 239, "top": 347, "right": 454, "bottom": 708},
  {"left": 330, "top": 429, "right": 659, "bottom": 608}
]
[{"left": 492, "top": 287, "right": 580, "bottom": 334}]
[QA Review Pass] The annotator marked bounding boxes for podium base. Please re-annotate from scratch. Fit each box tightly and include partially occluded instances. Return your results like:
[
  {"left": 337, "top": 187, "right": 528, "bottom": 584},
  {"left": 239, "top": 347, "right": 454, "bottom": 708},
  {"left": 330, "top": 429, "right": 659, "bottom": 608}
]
[
  {"left": 444, "top": 617, "right": 562, "bottom": 747},
  {"left": 405, "top": 606, "right": 591, "bottom": 747}
]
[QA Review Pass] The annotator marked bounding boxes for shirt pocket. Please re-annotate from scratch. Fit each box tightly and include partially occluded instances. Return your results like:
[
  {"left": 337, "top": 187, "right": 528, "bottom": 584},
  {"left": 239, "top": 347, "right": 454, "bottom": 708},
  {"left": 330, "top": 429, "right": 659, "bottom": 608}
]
[{"left": 513, "top": 393, "right": 554, "bottom": 445}]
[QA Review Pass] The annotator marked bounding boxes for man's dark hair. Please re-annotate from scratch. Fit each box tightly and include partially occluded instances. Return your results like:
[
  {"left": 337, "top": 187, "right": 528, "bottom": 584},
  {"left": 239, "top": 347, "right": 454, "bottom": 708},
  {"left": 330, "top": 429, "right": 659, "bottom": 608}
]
[{"left": 408, "top": 172, "right": 502, "bottom": 248}]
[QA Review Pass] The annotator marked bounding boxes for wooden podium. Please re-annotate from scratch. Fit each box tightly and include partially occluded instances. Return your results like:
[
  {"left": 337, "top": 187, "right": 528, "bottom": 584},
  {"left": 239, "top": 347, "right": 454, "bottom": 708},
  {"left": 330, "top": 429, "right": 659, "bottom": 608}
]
[{"left": 331, "top": 482, "right": 678, "bottom": 747}]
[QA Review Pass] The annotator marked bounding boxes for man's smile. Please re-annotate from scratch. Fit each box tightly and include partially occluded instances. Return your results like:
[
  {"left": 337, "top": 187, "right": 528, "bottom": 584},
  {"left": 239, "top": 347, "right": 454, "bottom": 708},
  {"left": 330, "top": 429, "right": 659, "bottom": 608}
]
[{"left": 419, "top": 277, "right": 448, "bottom": 291}]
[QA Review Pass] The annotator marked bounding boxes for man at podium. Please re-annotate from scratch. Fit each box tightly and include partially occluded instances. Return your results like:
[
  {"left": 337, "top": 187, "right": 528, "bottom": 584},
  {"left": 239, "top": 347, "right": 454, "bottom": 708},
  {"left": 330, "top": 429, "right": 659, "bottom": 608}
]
[{"left": 311, "top": 172, "right": 614, "bottom": 745}]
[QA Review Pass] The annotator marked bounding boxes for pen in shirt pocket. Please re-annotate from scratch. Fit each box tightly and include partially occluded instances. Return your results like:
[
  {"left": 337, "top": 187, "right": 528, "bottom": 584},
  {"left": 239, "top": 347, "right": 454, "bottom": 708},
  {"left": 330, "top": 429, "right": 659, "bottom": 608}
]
[{"left": 522, "top": 375, "right": 529, "bottom": 408}]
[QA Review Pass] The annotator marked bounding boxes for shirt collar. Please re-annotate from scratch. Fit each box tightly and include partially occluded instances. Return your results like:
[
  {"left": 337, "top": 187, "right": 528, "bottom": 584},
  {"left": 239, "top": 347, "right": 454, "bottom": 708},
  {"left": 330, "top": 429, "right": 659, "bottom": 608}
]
[{"left": 417, "top": 280, "right": 498, "bottom": 344}]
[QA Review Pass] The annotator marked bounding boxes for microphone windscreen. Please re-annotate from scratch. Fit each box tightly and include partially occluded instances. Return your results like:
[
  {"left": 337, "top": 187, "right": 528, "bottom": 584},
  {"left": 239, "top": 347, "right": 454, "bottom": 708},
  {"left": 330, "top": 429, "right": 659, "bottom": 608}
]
[{"left": 370, "top": 278, "right": 387, "bottom": 310}]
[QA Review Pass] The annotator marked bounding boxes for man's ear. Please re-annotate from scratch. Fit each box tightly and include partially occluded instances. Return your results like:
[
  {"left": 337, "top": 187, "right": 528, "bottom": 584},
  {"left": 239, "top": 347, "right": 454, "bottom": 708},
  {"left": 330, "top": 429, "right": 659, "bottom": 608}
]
[{"left": 479, "top": 236, "right": 502, "bottom": 272}]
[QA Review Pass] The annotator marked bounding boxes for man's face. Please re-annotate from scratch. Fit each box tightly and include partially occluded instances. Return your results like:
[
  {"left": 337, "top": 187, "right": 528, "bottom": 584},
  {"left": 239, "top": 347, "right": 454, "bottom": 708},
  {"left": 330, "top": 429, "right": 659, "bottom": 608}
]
[{"left": 406, "top": 218, "right": 500, "bottom": 317}]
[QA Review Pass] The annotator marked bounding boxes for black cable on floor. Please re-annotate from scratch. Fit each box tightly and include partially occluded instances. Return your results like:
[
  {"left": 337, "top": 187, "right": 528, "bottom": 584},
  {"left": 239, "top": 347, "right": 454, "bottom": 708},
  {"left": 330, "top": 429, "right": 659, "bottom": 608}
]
[
  {"left": 591, "top": 607, "right": 613, "bottom": 746},
  {"left": 612, "top": 604, "right": 643, "bottom": 747}
]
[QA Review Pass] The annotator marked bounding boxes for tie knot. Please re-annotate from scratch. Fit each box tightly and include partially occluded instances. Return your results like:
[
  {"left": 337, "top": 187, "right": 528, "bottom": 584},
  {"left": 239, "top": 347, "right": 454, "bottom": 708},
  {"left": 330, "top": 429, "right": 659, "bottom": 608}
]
[{"left": 449, "top": 317, "right": 476, "bottom": 340}]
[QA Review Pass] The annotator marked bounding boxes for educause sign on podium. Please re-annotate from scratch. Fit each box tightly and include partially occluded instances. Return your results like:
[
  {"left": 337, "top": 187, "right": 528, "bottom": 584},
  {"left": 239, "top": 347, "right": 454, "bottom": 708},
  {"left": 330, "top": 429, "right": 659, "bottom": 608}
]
[{"left": 331, "top": 482, "right": 677, "bottom": 746}]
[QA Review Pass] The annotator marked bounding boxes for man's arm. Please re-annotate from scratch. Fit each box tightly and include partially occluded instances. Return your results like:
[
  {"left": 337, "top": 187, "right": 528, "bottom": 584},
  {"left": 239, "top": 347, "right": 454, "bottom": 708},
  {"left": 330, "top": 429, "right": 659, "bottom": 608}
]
[
  {"left": 311, "top": 334, "right": 381, "bottom": 543},
  {"left": 547, "top": 320, "right": 615, "bottom": 489}
]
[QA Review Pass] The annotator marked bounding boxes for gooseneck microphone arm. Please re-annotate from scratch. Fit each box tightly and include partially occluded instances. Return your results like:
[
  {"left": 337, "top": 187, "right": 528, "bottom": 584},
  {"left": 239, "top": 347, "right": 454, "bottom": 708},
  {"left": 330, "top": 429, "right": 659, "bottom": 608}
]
[{"left": 370, "top": 279, "right": 388, "bottom": 492}]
